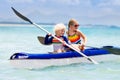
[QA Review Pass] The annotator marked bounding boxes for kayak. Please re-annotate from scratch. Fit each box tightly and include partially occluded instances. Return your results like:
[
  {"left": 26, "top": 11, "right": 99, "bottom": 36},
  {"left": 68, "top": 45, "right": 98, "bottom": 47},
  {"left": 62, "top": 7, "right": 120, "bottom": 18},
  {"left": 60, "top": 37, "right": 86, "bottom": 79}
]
[
  {"left": 10, "top": 8, "right": 120, "bottom": 69},
  {"left": 9, "top": 46, "right": 120, "bottom": 69},
  {"left": 10, "top": 48, "right": 109, "bottom": 59}
]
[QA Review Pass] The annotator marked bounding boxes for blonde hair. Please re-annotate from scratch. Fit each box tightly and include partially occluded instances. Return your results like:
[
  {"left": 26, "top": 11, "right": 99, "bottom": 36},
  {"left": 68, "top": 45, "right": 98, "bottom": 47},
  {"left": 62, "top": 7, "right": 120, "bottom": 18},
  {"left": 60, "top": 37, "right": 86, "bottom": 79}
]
[
  {"left": 68, "top": 18, "right": 78, "bottom": 27},
  {"left": 54, "top": 23, "right": 66, "bottom": 32}
]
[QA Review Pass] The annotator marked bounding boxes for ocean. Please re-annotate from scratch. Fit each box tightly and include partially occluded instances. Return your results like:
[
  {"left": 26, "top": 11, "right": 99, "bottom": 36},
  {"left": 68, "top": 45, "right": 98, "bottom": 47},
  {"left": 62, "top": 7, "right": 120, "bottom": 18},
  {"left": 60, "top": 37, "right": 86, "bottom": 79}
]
[{"left": 0, "top": 24, "right": 120, "bottom": 80}]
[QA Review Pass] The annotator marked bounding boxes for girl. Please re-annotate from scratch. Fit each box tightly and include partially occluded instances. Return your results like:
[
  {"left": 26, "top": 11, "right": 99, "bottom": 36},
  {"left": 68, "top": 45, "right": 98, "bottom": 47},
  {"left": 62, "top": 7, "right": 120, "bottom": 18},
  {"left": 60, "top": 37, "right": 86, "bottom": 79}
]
[{"left": 67, "top": 19, "right": 87, "bottom": 51}]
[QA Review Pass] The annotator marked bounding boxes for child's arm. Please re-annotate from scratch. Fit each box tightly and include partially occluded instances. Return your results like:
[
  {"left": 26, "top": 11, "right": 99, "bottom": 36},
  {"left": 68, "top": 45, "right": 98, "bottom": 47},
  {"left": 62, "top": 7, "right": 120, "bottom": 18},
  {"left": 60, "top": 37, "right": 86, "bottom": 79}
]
[
  {"left": 44, "top": 34, "right": 53, "bottom": 44},
  {"left": 62, "top": 36, "right": 71, "bottom": 47},
  {"left": 63, "top": 36, "right": 71, "bottom": 44},
  {"left": 78, "top": 30, "right": 87, "bottom": 45}
]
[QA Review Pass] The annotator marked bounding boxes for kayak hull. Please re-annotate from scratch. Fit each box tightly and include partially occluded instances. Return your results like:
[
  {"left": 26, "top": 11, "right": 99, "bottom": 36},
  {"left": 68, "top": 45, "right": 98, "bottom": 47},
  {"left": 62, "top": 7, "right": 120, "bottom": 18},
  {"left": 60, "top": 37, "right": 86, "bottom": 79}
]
[
  {"left": 9, "top": 47, "right": 120, "bottom": 69},
  {"left": 10, "top": 48, "right": 109, "bottom": 59},
  {"left": 10, "top": 54, "right": 119, "bottom": 69}
]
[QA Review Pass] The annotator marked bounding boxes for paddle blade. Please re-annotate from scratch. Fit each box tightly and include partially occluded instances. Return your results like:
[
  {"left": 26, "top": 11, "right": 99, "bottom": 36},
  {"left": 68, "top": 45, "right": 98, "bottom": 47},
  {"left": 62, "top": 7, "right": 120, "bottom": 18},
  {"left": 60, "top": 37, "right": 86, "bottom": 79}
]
[
  {"left": 87, "top": 58, "right": 99, "bottom": 64},
  {"left": 102, "top": 46, "right": 120, "bottom": 55},
  {"left": 37, "top": 36, "right": 52, "bottom": 45},
  {"left": 11, "top": 7, "right": 33, "bottom": 24}
]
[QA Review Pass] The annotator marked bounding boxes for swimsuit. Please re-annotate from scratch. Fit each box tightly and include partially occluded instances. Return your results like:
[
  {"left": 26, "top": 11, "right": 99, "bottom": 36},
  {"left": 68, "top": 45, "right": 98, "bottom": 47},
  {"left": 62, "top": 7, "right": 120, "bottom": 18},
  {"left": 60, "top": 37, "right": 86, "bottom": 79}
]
[
  {"left": 68, "top": 34, "right": 81, "bottom": 44},
  {"left": 44, "top": 35, "right": 69, "bottom": 52},
  {"left": 52, "top": 37, "right": 65, "bottom": 51}
]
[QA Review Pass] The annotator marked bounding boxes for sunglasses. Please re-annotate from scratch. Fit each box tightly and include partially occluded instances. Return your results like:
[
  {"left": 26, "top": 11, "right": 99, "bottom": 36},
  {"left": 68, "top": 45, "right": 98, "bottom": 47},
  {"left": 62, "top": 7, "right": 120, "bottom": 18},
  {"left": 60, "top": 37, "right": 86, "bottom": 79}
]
[{"left": 72, "top": 24, "right": 80, "bottom": 27}]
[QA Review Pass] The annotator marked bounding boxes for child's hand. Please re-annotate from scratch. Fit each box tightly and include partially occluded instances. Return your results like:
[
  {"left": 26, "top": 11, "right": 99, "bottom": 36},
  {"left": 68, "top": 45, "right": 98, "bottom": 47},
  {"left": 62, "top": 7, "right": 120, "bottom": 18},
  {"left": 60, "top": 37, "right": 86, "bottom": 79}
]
[
  {"left": 62, "top": 41, "right": 66, "bottom": 46},
  {"left": 79, "top": 44, "right": 85, "bottom": 51},
  {"left": 47, "top": 33, "right": 52, "bottom": 36}
]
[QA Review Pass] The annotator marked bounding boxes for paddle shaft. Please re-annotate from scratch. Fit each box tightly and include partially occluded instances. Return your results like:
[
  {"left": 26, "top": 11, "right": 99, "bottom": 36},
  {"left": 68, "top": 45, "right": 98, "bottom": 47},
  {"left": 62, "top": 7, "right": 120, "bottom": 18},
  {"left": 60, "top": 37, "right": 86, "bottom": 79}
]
[{"left": 11, "top": 7, "right": 98, "bottom": 64}]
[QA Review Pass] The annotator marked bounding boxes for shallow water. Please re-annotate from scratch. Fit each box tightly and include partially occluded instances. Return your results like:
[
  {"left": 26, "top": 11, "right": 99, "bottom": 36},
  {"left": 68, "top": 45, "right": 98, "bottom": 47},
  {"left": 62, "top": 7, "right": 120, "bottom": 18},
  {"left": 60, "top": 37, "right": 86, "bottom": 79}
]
[{"left": 0, "top": 25, "right": 120, "bottom": 80}]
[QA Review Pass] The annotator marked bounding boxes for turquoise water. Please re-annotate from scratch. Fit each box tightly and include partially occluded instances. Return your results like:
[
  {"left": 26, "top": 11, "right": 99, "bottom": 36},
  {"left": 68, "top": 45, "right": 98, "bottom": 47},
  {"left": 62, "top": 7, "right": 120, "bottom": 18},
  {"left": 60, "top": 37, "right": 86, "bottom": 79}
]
[{"left": 0, "top": 25, "right": 120, "bottom": 80}]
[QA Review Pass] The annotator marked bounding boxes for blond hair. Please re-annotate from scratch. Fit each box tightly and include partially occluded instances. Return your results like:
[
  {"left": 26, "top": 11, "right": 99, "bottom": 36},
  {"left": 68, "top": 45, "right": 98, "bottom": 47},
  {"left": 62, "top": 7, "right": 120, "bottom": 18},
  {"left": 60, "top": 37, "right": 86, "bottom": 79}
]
[
  {"left": 54, "top": 23, "right": 66, "bottom": 32},
  {"left": 68, "top": 18, "right": 78, "bottom": 27}
]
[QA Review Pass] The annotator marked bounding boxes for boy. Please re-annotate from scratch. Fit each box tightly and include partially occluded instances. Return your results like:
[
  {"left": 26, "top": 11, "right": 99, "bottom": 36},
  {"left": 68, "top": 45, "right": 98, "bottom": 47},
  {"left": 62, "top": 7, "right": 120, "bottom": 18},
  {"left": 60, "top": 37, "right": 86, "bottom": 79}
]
[{"left": 44, "top": 23, "right": 69, "bottom": 53}]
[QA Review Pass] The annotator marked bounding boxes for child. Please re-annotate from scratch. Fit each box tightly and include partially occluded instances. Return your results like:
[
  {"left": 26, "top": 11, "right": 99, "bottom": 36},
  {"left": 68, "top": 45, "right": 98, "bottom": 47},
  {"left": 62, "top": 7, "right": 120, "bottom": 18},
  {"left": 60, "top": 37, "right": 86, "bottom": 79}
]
[
  {"left": 44, "top": 23, "right": 69, "bottom": 53},
  {"left": 67, "top": 19, "right": 87, "bottom": 51}
]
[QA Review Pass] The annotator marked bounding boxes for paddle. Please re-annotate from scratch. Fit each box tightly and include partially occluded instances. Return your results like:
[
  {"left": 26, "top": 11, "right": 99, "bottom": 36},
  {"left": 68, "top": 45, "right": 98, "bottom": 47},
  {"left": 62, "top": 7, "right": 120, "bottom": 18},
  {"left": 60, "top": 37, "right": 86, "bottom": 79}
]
[
  {"left": 11, "top": 7, "right": 98, "bottom": 64},
  {"left": 37, "top": 36, "right": 52, "bottom": 45},
  {"left": 101, "top": 46, "right": 120, "bottom": 55},
  {"left": 86, "top": 46, "right": 120, "bottom": 55},
  {"left": 37, "top": 36, "right": 51, "bottom": 45}
]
